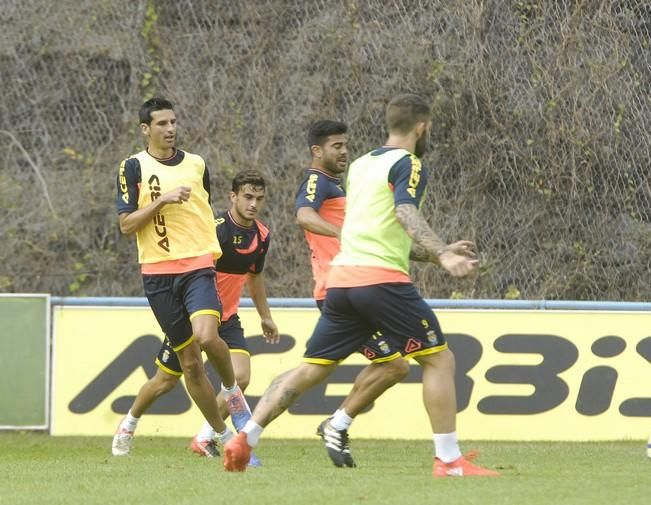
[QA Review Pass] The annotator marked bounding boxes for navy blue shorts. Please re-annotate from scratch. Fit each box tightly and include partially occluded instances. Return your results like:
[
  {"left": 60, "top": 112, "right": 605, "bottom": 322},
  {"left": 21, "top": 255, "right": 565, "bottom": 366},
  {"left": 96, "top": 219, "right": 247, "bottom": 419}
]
[
  {"left": 156, "top": 315, "right": 247, "bottom": 376},
  {"left": 316, "top": 299, "right": 402, "bottom": 363},
  {"left": 305, "top": 283, "right": 446, "bottom": 364},
  {"left": 142, "top": 267, "right": 222, "bottom": 351}
]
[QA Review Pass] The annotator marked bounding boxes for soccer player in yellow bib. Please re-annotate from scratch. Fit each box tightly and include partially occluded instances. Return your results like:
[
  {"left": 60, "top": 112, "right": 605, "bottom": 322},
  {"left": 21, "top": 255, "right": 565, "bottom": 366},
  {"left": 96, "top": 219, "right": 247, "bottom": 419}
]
[
  {"left": 113, "top": 97, "right": 252, "bottom": 458},
  {"left": 225, "top": 94, "right": 499, "bottom": 477}
]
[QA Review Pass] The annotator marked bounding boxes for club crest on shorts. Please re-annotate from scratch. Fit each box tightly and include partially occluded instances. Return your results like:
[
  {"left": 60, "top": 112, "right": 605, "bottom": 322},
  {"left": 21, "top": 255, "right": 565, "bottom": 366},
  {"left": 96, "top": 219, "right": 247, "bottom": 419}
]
[{"left": 426, "top": 330, "right": 438, "bottom": 344}]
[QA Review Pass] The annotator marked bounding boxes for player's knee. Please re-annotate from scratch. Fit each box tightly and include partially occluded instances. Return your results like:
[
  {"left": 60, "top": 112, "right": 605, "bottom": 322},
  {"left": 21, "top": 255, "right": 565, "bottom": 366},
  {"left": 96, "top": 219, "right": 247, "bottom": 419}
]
[
  {"left": 386, "top": 358, "right": 410, "bottom": 382},
  {"left": 420, "top": 348, "right": 455, "bottom": 374},
  {"left": 439, "top": 348, "right": 455, "bottom": 372},
  {"left": 190, "top": 314, "right": 219, "bottom": 344},
  {"left": 301, "top": 362, "right": 335, "bottom": 384},
  {"left": 179, "top": 356, "right": 204, "bottom": 381},
  {"left": 234, "top": 372, "right": 250, "bottom": 391},
  {"left": 194, "top": 331, "right": 226, "bottom": 353},
  {"left": 152, "top": 373, "right": 178, "bottom": 396},
  {"left": 192, "top": 330, "right": 212, "bottom": 348}
]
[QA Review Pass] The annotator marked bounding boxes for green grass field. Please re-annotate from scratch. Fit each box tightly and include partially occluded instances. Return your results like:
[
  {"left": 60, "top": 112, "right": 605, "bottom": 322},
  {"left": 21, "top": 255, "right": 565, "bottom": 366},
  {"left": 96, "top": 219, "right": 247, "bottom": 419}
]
[{"left": 1, "top": 433, "right": 649, "bottom": 505}]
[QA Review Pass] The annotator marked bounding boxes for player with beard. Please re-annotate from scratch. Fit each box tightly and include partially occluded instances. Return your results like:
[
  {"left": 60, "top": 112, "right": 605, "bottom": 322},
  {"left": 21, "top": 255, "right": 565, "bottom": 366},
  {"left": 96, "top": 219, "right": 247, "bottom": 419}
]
[
  {"left": 295, "top": 120, "right": 409, "bottom": 468},
  {"left": 225, "top": 94, "right": 499, "bottom": 477}
]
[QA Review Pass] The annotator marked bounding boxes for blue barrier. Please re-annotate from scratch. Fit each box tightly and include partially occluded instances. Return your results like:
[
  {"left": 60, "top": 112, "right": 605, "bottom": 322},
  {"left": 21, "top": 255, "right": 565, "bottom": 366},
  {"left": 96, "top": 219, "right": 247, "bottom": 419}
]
[{"left": 50, "top": 297, "right": 651, "bottom": 311}]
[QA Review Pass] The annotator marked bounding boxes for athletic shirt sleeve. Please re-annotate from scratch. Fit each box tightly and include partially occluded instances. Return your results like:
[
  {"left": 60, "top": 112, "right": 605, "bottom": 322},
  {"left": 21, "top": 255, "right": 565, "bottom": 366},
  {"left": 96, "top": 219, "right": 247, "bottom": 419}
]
[
  {"left": 116, "top": 157, "right": 141, "bottom": 214},
  {"left": 295, "top": 171, "right": 329, "bottom": 212},
  {"left": 388, "top": 154, "right": 428, "bottom": 208}
]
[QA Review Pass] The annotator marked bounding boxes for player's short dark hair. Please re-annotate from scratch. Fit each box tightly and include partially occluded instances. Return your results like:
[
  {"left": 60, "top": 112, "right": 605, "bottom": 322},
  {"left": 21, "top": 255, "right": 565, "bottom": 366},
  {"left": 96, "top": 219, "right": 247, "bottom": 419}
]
[
  {"left": 306, "top": 120, "right": 348, "bottom": 148},
  {"left": 139, "top": 97, "right": 174, "bottom": 125},
  {"left": 232, "top": 170, "right": 266, "bottom": 193},
  {"left": 385, "top": 94, "right": 431, "bottom": 133}
]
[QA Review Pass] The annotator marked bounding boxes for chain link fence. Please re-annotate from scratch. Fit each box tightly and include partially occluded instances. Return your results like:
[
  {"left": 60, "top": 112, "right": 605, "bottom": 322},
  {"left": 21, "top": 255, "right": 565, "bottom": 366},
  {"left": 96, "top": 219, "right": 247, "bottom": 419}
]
[{"left": 1, "top": 0, "right": 650, "bottom": 300}]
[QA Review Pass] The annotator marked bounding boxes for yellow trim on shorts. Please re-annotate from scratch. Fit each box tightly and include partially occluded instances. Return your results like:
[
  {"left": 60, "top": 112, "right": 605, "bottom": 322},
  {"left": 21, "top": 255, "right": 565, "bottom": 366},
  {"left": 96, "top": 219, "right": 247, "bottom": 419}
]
[
  {"left": 230, "top": 349, "right": 251, "bottom": 357},
  {"left": 302, "top": 357, "right": 341, "bottom": 365},
  {"left": 189, "top": 309, "right": 222, "bottom": 324},
  {"left": 369, "top": 351, "right": 403, "bottom": 364},
  {"left": 404, "top": 342, "right": 449, "bottom": 360},
  {"left": 172, "top": 335, "right": 195, "bottom": 352},
  {"left": 155, "top": 358, "right": 183, "bottom": 377}
]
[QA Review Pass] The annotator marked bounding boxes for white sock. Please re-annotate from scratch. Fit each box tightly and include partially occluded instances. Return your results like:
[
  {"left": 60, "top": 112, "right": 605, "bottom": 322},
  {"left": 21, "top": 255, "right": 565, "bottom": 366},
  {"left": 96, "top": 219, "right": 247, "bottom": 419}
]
[
  {"left": 433, "top": 432, "right": 462, "bottom": 463},
  {"left": 196, "top": 421, "right": 216, "bottom": 442},
  {"left": 330, "top": 408, "right": 354, "bottom": 431},
  {"left": 216, "top": 427, "right": 234, "bottom": 445},
  {"left": 241, "top": 420, "right": 263, "bottom": 447},
  {"left": 122, "top": 410, "right": 140, "bottom": 432}
]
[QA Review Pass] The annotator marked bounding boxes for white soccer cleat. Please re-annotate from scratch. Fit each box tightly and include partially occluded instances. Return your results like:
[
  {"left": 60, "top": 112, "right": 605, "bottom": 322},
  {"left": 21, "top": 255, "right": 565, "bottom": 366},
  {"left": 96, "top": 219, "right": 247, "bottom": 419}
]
[{"left": 112, "top": 419, "right": 134, "bottom": 456}]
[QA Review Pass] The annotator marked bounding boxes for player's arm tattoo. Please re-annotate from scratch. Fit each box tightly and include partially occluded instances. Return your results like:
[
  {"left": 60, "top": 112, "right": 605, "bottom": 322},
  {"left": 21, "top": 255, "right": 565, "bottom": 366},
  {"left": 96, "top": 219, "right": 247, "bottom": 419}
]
[
  {"left": 409, "top": 241, "right": 437, "bottom": 262},
  {"left": 255, "top": 370, "right": 302, "bottom": 425},
  {"left": 395, "top": 203, "right": 447, "bottom": 263}
]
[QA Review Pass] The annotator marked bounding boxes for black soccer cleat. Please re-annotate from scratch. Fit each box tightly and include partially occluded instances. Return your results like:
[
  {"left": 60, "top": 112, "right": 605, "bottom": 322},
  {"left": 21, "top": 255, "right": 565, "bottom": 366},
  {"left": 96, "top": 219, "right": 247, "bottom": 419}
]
[{"left": 316, "top": 418, "right": 356, "bottom": 468}]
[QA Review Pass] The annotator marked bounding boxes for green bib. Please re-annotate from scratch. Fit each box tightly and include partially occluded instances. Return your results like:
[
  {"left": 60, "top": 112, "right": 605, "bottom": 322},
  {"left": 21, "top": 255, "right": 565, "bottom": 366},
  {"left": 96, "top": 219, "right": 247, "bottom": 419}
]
[{"left": 332, "top": 148, "right": 414, "bottom": 274}]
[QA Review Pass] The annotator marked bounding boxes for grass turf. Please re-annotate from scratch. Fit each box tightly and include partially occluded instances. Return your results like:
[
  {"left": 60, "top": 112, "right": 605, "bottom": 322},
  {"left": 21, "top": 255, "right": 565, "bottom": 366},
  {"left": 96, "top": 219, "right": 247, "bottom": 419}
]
[{"left": 1, "top": 433, "right": 649, "bottom": 505}]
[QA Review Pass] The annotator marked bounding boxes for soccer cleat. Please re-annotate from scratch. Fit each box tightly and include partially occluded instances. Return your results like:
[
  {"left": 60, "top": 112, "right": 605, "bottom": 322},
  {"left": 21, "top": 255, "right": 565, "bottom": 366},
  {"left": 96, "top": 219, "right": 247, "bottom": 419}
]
[
  {"left": 248, "top": 451, "right": 262, "bottom": 467},
  {"left": 432, "top": 454, "right": 500, "bottom": 477},
  {"left": 316, "top": 419, "right": 356, "bottom": 468},
  {"left": 190, "top": 436, "right": 220, "bottom": 458},
  {"left": 224, "top": 387, "right": 253, "bottom": 433},
  {"left": 224, "top": 432, "right": 252, "bottom": 472},
  {"left": 111, "top": 418, "right": 134, "bottom": 456}
]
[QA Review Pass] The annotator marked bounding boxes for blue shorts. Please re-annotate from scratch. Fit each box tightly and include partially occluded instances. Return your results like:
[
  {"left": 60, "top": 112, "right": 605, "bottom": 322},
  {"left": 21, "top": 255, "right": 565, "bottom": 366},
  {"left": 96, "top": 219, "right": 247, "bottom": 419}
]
[
  {"left": 305, "top": 283, "right": 447, "bottom": 364},
  {"left": 156, "top": 315, "right": 248, "bottom": 376},
  {"left": 316, "top": 299, "right": 402, "bottom": 363},
  {"left": 143, "top": 267, "right": 222, "bottom": 351}
]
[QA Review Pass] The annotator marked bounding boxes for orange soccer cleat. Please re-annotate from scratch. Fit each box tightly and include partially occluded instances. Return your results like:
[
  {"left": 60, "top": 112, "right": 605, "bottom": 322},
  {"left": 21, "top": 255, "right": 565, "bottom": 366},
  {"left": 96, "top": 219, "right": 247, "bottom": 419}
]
[
  {"left": 433, "top": 454, "right": 500, "bottom": 477},
  {"left": 223, "top": 432, "right": 252, "bottom": 472}
]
